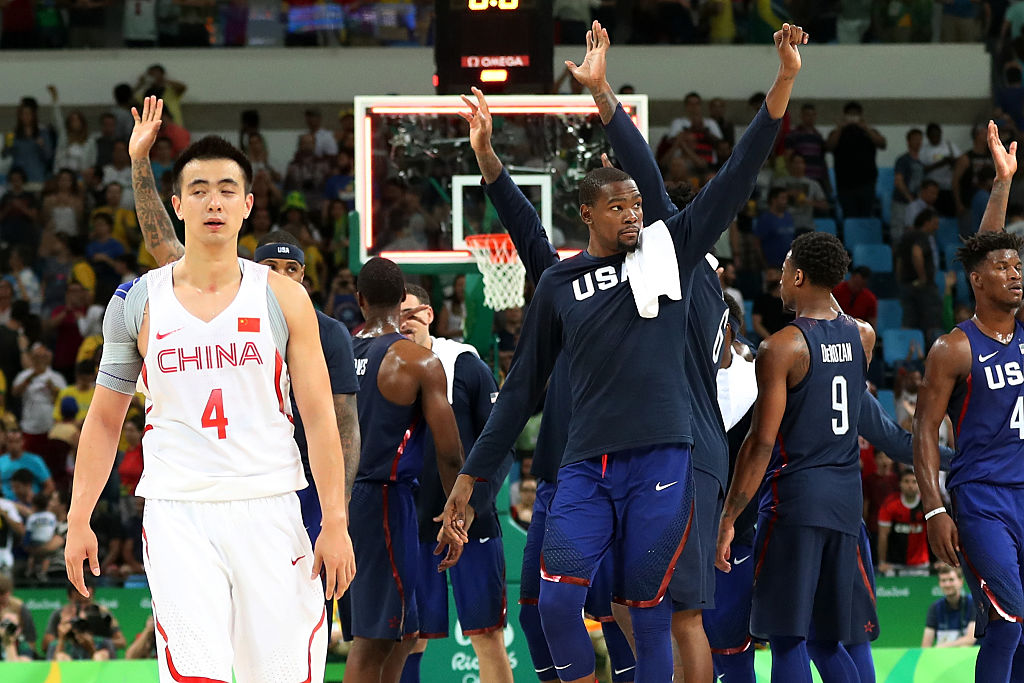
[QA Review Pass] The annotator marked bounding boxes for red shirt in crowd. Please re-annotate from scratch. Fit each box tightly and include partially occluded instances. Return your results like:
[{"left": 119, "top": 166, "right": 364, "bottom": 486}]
[
  {"left": 862, "top": 469, "right": 898, "bottom": 534},
  {"left": 833, "top": 280, "right": 878, "bottom": 323},
  {"left": 119, "top": 445, "right": 144, "bottom": 496},
  {"left": 878, "top": 494, "right": 929, "bottom": 566}
]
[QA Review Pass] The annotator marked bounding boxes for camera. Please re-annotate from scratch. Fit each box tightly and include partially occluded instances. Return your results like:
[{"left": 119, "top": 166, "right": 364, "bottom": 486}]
[
  {"left": 0, "top": 618, "right": 16, "bottom": 636},
  {"left": 71, "top": 605, "right": 113, "bottom": 638}
]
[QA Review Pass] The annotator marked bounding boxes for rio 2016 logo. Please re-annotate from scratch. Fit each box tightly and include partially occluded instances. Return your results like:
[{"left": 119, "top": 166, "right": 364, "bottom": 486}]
[{"left": 451, "top": 622, "right": 518, "bottom": 683}]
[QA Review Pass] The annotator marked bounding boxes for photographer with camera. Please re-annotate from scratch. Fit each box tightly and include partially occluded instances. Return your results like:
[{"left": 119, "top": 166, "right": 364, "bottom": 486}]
[
  {"left": 0, "top": 575, "right": 36, "bottom": 658},
  {"left": 1, "top": 610, "right": 34, "bottom": 661},
  {"left": 43, "top": 581, "right": 124, "bottom": 660}
]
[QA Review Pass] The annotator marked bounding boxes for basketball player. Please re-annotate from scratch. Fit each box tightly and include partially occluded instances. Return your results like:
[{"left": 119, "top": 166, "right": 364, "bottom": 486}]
[
  {"left": 717, "top": 232, "right": 874, "bottom": 683},
  {"left": 444, "top": 28, "right": 800, "bottom": 683},
  {"left": 913, "top": 230, "right": 1024, "bottom": 682},
  {"left": 65, "top": 135, "right": 355, "bottom": 682},
  {"left": 128, "top": 99, "right": 362, "bottom": 628},
  {"left": 397, "top": 283, "right": 513, "bottom": 683},
  {"left": 343, "top": 256, "right": 466, "bottom": 683}
]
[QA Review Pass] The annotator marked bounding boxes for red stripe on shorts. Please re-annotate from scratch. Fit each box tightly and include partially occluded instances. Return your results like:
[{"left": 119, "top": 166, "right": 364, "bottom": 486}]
[
  {"left": 154, "top": 609, "right": 229, "bottom": 683},
  {"left": 299, "top": 607, "right": 327, "bottom": 683},
  {"left": 856, "top": 545, "right": 876, "bottom": 605},
  {"left": 389, "top": 419, "right": 418, "bottom": 481},
  {"left": 615, "top": 497, "right": 694, "bottom": 608},
  {"left": 962, "top": 550, "right": 1024, "bottom": 624},
  {"left": 539, "top": 553, "right": 591, "bottom": 586},
  {"left": 382, "top": 485, "right": 408, "bottom": 634},
  {"left": 711, "top": 637, "right": 752, "bottom": 655}
]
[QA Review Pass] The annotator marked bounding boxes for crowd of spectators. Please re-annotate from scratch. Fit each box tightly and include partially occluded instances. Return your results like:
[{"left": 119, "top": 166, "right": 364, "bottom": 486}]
[{"left": 0, "top": 0, "right": 1018, "bottom": 49}]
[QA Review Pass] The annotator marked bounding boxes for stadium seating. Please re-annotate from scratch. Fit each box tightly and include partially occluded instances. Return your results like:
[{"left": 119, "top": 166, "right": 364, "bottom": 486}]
[
  {"left": 876, "top": 167, "right": 894, "bottom": 225},
  {"left": 852, "top": 244, "right": 893, "bottom": 273},
  {"left": 743, "top": 300, "right": 754, "bottom": 335},
  {"left": 876, "top": 299, "right": 902, "bottom": 330},
  {"left": 843, "top": 217, "right": 883, "bottom": 249},
  {"left": 876, "top": 389, "right": 897, "bottom": 419},
  {"left": 942, "top": 243, "right": 960, "bottom": 270},
  {"left": 814, "top": 217, "right": 838, "bottom": 235},
  {"left": 937, "top": 217, "right": 960, "bottom": 248},
  {"left": 881, "top": 328, "right": 926, "bottom": 366}
]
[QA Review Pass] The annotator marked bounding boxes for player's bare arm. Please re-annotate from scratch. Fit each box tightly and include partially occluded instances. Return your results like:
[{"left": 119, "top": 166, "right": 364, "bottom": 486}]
[
  {"left": 334, "top": 393, "right": 360, "bottom": 504},
  {"left": 130, "top": 96, "right": 185, "bottom": 266},
  {"left": 980, "top": 120, "right": 1017, "bottom": 233},
  {"left": 460, "top": 88, "right": 503, "bottom": 184},
  {"left": 856, "top": 318, "right": 876, "bottom": 367},
  {"left": 764, "top": 24, "right": 807, "bottom": 119},
  {"left": 913, "top": 330, "right": 971, "bottom": 568},
  {"left": 566, "top": 21, "right": 617, "bottom": 125},
  {"left": 270, "top": 271, "right": 356, "bottom": 598},
  {"left": 65, "top": 387, "right": 135, "bottom": 596},
  {"left": 716, "top": 328, "right": 803, "bottom": 572}
]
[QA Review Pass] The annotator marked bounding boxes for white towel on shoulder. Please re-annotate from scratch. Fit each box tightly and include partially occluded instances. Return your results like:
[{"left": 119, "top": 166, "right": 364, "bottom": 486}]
[
  {"left": 430, "top": 336, "right": 480, "bottom": 404},
  {"left": 624, "top": 220, "right": 682, "bottom": 318}
]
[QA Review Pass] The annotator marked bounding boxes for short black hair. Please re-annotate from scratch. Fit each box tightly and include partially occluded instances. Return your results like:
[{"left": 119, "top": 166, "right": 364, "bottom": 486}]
[
  {"left": 1008, "top": 65, "right": 1023, "bottom": 85},
  {"left": 684, "top": 91, "right": 701, "bottom": 101},
  {"left": 852, "top": 265, "right": 872, "bottom": 279},
  {"left": 92, "top": 212, "right": 114, "bottom": 228},
  {"left": 357, "top": 257, "right": 406, "bottom": 308},
  {"left": 7, "top": 167, "right": 25, "bottom": 182},
  {"left": 404, "top": 283, "right": 431, "bottom": 305},
  {"left": 920, "top": 179, "right": 939, "bottom": 191},
  {"left": 10, "top": 468, "right": 33, "bottom": 485},
  {"left": 172, "top": 136, "right": 254, "bottom": 197},
  {"left": 148, "top": 63, "right": 166, "bottom": 75},
  {"left": 578, "top": 167, "right": 634, "bottom": 206},
  {"left": 955, "top": 231, "right": 1024, "bottom": 273},
  {"left": 801, "top": 102, "right": 816, "bottom": 111},
  {"left": 113, "top": 83, "right": 133, "bottom": 105},
  {"left": 75, "top": 360, "right": 95, "bottom": 376},
  {"left": 914, "top": 208, "right": 937, "bottom": 229},
  {"left": 768, "top": 186, "right": 788, "bottom": 202},
  {"left": 257, "top": 229, "right": 301, "bottom": 249},
  {"left": 906, "top": 128, "right": 923, "bottom": 140},
  {"left": 666, "top": 182, "right": 694, "bottom": 210},
  {"left": 32, "top": 492, "right": 48, "bottom": 511},
  {"left": 723, "top": 292, "right": 744, "bottom": 333},
  {"left": 789, "top": 232, "right": 850, "bottom": 289},
  {"left": 843, "top": 101, "right": 863, "bottom": 114}
]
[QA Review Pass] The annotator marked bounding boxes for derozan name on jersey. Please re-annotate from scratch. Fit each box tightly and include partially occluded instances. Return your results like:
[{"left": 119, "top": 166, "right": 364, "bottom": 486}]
[
  {"left": 157, "top": 342, "right": 264, "bottom": 373},
  {"left": 820, "top": 342, "right": 853, "bottom": 364}
]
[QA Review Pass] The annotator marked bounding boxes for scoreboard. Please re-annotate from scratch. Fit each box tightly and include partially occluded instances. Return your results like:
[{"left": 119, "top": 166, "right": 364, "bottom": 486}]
[{"left": 434, "top": 0, "right": 553, "bottom": 94}]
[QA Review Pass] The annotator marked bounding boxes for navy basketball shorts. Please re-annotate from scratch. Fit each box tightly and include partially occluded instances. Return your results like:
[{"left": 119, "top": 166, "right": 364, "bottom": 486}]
[
  {"left": 346, "top": 481, "right": 420, "bottom": 640},
  {"left": 953, "top": 482, "right": 1024, "bottom": 635},
  {"left": 749, "top": 517, "right": 857, "bottom": 642},
  {"left": 541, "top": 444, "right": 695, "bottom": 607},
  {"left": 415, "top": 536, "right": 508, "bottom": 638},
  {"left": 584, "top": 554, "right": 617, "bottom": 622},
  {"left": 671, "top": 469, "right": 722, "bottom": 612},
  {"left": 845, "top": 523, "right": 880, "bottom": 644},
  {"left": 520, "top": 479, "right": 555, "bottom": 606},
  {"left": 703, "top": 542, "right": 755, "bottom": 654}
]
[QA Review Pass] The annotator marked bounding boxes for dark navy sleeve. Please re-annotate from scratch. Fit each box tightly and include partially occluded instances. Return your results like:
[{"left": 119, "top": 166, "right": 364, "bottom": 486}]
[
  {"left": 317, "top": 311, "right": 359, "bottom": 394},
  {"left": 666, "top": 104, "right": 781, "bottom": 269},
  {"left": 462, "top": 271, "right": 562, "bottom": 480},
  {"left": 857, "top": 389, "right": 953, "bottom": 471},
  {"left": 484, "top": 169, "right": 559, "bottom": 285},
  {"left": 455, "top": 354, "right": 513, "bottom": 513},
  {"left": 603, "top": 103, "right": 677, "bottom": 223},
  {"left": 926, "top": 601, "right": 938, "bottom": 630}
]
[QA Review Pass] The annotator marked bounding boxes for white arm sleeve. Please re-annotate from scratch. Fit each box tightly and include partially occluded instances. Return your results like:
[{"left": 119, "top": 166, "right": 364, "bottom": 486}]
[{"left": 96, "top": 277, "right": 148, "bottom": 395}]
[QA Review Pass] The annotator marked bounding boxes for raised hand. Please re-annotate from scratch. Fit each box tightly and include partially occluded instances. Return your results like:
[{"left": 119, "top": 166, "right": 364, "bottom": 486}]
[
  {"left": 988, "top": 119, "right": 1018, "bottom": 181},
  {"left": 458, "top": 86, "right": 493, "bottom": 152},
  {"left": 129, "top": 95, "right": 164, "bottom": 162},
  {"left": 774, "top": 23, "right": 807, "bottom": 78},
  {"left": 566, "top": 20, "right": 610, "bottom": 93}
]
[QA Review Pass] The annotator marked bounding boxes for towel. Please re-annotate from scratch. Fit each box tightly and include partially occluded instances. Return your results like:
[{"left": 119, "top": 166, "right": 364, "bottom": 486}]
[
  {"left": 431, "top": 336, "right": 481, "bottom": 404},
  {"left": 624, "top": 220, "right": 682, "bottom": 318},
  {"left": 717, "top": 351, "right": 758, "bottom": 431}
]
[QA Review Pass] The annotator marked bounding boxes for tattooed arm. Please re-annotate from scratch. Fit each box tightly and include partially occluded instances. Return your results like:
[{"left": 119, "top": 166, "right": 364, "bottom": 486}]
[
  {"left": 980, "top": 119, "right": 1017, "bottom": 233},
  {"left": 333, "top": 393, "right": 360, "bottom": 504},
  {"left": 130, "top": 96, "right": 184, "bottom": 266},
  {"left": 566, "top": 20, "right": 617, "bottom": 125}
]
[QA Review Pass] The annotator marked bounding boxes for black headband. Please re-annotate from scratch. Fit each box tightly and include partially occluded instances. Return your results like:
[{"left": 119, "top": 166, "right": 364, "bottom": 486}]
[{"left": 254, "top": 242, "right": 305, "bottom": 265}]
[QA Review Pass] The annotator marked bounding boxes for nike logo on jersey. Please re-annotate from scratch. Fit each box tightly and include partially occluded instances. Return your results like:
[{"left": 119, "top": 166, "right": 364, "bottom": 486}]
[
  {"left": 291, "top": 555, "right": 305, "bottom": 566},
  {"left": 554, "top": 664, "right": 572, "bottom": 671},
  {"left": 535, "top": 666, "right": 554, "bottom": 674},
  {"left": 655, "top": 481, "right": 678, "bottom": 491},
  {"left": 979, "top": 351, "right": 999, "bottom": 363},
  {"left": 614, "top": 665, "right": 636, "bottom": 675},
  {"left": 478, "top": 537, "right": 491, "bottom": 543},
  {"left": 155, "top": 327, "right": 184, "bottom": 340},
  {"left": 732, "top": 555, "right": 751, "bottom": 566}
]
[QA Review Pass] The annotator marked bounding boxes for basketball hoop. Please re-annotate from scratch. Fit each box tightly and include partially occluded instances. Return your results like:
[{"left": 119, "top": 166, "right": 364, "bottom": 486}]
[{"left": 465, "top": 234, "right": 526, "bottom": 310}]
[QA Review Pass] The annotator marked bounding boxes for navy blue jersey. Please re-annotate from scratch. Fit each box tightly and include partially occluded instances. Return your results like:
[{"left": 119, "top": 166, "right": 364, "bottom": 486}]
[
  {"left": 925, "top": 595, "right": 975, "bottom": 643},
  {"left": 604, "top": 104, "right": 730, "bottom": 489},
  {"left": 351, "top": 333, "right": 424, "bottom": 484},
  {"left": 293, "top": 311, "right": 359, "bottom": 479},
  {"left": 465, "top": 103, "right": 781, "bottom": 479},
  {"left": 947, "top": 319, "right": 1024, "bottom": 490},
  {"left": 416, "top": 352, "right": 511, "bottom": 541},
  {"left": 761, "top": 315, "right": 867, "bottom": 534}
]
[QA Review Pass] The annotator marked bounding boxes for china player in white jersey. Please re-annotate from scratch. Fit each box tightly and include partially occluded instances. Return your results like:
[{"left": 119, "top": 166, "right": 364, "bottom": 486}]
[{"left": 64, "top": 134, "right": 355, "bottom": 682}]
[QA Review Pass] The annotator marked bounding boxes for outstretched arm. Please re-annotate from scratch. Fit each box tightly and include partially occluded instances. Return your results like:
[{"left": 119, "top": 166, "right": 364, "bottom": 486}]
[
  {"left": 858, "top": 389, "right": 954, "bottom": 470},
  {"left": 980, "top": 119, "right": 1017, "bottom": 233},
  {"left": 461, "top": 88, "right": 560, "bottom": 284},
  {"left": 130, "top": 97, "right": 184, "bottom": 266}
]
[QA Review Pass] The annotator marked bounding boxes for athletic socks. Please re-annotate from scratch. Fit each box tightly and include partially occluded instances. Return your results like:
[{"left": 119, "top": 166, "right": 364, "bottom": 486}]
[
  {"left": 977, "top": 619, "right": 1022, "bottom": 683},
  {"left": 769, "top": 636, "right": 813, "bottom": 683},
  {"left": 713, "top": 649, "right": 756, "bottom": 683},
  {"left": 539, "top": 581, "right": 595, "bottom": 680},
  {"left": 520, "top": 601, "right": 558, "bottom": 681},
  {"left": 843, "top": 642, "right": 876, "bottom": 683},
  {"left": 805, "top": 640, "right": 859, "bottom": 683},
  {"left": 602, "top": 621, "right": 637, "bottom": 682},
  {"left": 398, "top": 651, "right": 422, "bottom": 683},
  {"left": 628, "top": 599, "right": 674, "bottom": 682}
]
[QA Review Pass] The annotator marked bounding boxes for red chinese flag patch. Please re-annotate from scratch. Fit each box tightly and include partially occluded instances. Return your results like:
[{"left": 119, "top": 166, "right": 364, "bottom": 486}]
[{"left": 238, "top": 317, "right": 260, "bottom": 333}]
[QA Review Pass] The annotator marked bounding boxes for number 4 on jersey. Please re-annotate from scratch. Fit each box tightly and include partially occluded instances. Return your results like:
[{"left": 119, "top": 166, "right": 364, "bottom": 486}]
[
  {"left": 1012, "top": 397, "right": 1024, "bottom": 439},
  {"left": 201, "top": 389, "right": 229, "bottom": 439}
]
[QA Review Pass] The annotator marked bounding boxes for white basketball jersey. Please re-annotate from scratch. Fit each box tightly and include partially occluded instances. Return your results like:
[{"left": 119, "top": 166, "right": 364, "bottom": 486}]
[{"left": 136, "top": 259, "right": 306, "bottom": 501}]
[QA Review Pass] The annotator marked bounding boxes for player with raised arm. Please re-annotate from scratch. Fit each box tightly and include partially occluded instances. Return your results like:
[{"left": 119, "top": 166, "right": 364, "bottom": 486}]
[
  {"left": 716, "top": 232, "right": 875, "bottom": 683},
  {"left": 444, "top": 27, "right": 798, "bottom": 683},
  {"left": 978, "top": 119, "right": 1017, "bottom": 234},
  {"left": 342, "top": 256, "right": 466, "bottom": 683},
  {"left": 397, "top": 283, "right": 514, "bottom": 683},
  {"left": 129, "top": 99, "right": 363, "bottom": 630},
  {"left": 913, "top": 229, "right": 1024, "bottom": 682},
  {"left": 65, "top": 135, "right": 355, "bottom": 682}
]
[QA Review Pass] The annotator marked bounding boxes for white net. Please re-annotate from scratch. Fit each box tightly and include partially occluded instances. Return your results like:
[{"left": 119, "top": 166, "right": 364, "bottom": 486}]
[{"left": 466, "top": 235, "right": 526, "bottom": 311}]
